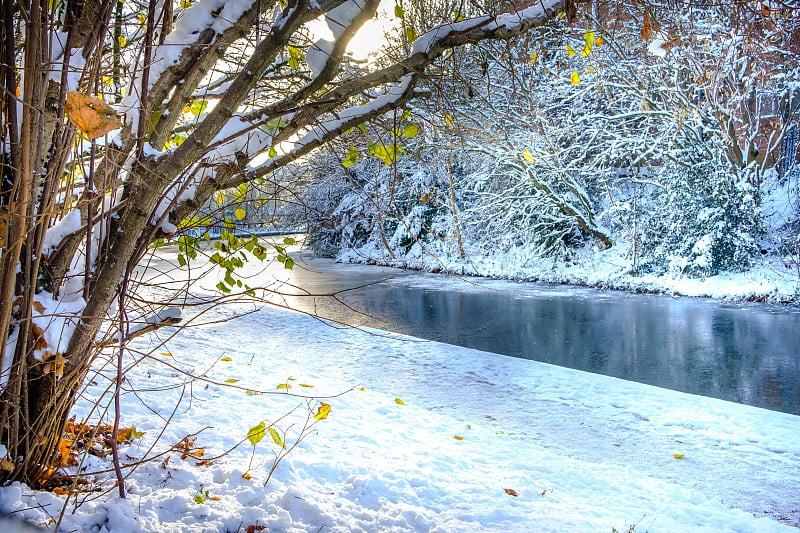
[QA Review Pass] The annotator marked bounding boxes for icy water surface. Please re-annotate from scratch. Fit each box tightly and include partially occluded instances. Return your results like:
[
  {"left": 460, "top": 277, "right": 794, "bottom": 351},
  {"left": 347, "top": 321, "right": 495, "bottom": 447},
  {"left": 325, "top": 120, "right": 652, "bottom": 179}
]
[{"left": 277, "top": 253, "right": 800, "bottom": 415}]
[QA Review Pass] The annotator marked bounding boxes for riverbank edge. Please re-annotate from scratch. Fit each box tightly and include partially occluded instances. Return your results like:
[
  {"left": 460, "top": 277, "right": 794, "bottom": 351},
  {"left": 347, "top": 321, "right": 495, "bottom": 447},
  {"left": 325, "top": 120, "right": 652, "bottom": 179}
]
[{"left": 331, "top": 246, "right": 800, "bottom": 305}]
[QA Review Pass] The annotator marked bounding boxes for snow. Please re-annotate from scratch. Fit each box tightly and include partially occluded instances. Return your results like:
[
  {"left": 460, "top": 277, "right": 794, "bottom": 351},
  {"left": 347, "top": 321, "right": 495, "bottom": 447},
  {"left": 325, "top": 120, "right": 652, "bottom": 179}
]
[
  {"left": 42, "top": 209, "right": 83, "bottom": 256},
  {"left": 0, "top": 245, "right": 798, "bottom": 532}
]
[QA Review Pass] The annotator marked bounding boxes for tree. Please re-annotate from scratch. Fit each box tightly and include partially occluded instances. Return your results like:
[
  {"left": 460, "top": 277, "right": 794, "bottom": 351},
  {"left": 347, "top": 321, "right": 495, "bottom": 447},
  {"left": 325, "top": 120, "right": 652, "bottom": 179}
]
[
  {"left": 298, "top": 1, "right": 799, "bottom": 277},
  {"left": 0, "top": 0, "right": 582, "bottom": 487}
]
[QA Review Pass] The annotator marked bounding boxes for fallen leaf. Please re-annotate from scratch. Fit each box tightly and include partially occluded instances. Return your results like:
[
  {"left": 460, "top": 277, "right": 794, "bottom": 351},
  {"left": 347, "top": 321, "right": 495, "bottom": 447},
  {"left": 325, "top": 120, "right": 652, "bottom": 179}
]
[
  {"left": 314, "top": 403, "right": 331, "bottom": 421},
  {"left": 224, "top": 378, "right": 240, "bottom": 384},
  {"left": 242, "top": 472, "right": 253, "bottom": 480},
  {"left": 394, "top": 397, "right": 405, "bottom": 405},
  {"left": 673, "top": 453, "right": 685, "bottom": 459},
  {"left": 220, "top": 356, "right": 232, "bottom": 362},
  {"left": 504, "top": 488, "right": 519, "bottom": 497},
  {"left": 454, "top": 436, "right": 464, "bottom": 441}
]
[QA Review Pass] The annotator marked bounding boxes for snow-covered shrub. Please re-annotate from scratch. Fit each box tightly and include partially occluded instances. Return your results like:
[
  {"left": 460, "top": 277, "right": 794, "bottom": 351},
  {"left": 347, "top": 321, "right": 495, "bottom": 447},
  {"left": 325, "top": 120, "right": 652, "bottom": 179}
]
[{"left": 639, "top": 164, "right": 764, "bottom": 276}]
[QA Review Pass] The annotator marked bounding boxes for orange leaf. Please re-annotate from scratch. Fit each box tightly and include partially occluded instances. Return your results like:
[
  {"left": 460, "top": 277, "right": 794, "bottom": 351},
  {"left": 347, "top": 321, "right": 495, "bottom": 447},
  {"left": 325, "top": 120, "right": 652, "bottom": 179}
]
[
  {"left": 504, "top": 488, "right": 519, "bottom": 497},
  {"left": 242, "top": 472, "right": 253, "bottom": 480},
  {"left": 57, "top": 438, "right": 74, "bottom": 466},
  {"left": 65, "top": 91, "right": 121, "bottom": 140},
  {"left": 640, "top": 11, "right": 653, "bottom": 40},
  {"left": 53, "top": 487, "right": 69, "bottom": 496}
]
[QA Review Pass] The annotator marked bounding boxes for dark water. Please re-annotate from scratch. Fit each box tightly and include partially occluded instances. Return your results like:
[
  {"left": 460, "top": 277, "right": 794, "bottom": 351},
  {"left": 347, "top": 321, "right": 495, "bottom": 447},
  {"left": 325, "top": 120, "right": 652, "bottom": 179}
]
[{"left": 279, "top": 254, "right": 800, "bottom": 415}]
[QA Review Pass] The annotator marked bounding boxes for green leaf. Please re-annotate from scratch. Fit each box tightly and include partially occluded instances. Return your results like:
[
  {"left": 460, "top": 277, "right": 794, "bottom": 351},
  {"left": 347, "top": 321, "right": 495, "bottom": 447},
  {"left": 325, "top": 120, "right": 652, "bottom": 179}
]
[
  {"left": 177, "top": 253, "right": 187, "bottom": 267},
  {"left": 394, "top": 3, "right": 403, "bottom": 18},
  {"left": 130, "top": 425, "right": 145, "bottom": 439},
  {"left": 268, "top": 426, "right": 286, "bottom": 449},
  {"left": 405, "top": 26, "right": 416, "bottom": 43},
  {"left": 216, "top": 282, "right": 231, "bottom": 293},
  {"left": 247, "top": 421, "right": 266, "bottom": 445},
  {"left": 402, "top": 124, "right": 419, "bottom": 139},
  {"left": 283, "top": 236, "right": 296, "bottom": 245},
  {"left": 269, "top": 146, "right": 277, "bottom": 158},
  {"left": 189, "top": 99, "right": 208, "bottom": 115},
  {"left": 283, "top": 256, "right": 295, "bottom": 270}
]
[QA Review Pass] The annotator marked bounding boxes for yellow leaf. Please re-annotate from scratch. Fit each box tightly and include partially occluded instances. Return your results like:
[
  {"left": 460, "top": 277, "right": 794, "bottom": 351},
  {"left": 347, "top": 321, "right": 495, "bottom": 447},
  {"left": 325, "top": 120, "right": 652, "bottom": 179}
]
[
  {"left": 314, "top": 402, "right": 331, "bottom": 421},
  {"left": 234, "top": 207, "right": 246, "bottom": 221},
  {"left": 224, "top": 378, "right": 240, "bottom": 384},
  {"left": 673, "top": 453, "right": 685, "bottom": 459},
  {"left": 557, "top": 10, "right": 565, "bottom": 19},
  {"left": 161, "top": 351, "right": 173, "bottom": 357},
  {"left": 444, "top": 113, "right": 454, "bottom": 128},
  {"left": 582, "top": 43, "right": 592, "bottom": 57},
  {"left": 299, "top": 383, "right": 314, "bottom": 388},
  {"left": 242, "top": 472, "right": 253, "bottom": 480},
  {"left": 585, "top": 30, "right": 595, "bottom": 46},
  {"left": 585, "top": 66, "right": 597, "bottom": 73},
  {"left": 571, "top": 71, "right": 581, "bottom": 85},
  {"left": 454, "top": 435, "right": 464, "bottom": 441},
  {"left": 394, "top": 397, "right": 405, "bottom": 405},
  {"left": 215, "top": 192, "right": 225, "bottom": 206},
  {"left": 405, "top": 26, "right": 417, "bottom": 43},
  {"left": 247, "top": 421, "right": 266, "bottom": 445},
  {"left": 523, "top": 149, "right": 535, "bottom": 163},
  {"left": 117, "top": 35, "right": 127, "bottom": 48},
  {"left": 566, "top": 43, "right": 577, "bottom": 57},
  {"left": 268, "top": 426, "right": 286, "bottom": 449},
  {"left": 359, "top": 386, "right": 366, "bottom": 391},
  {"left": 529, "top": 52, "right": 538, "bottom": 64},
  {"left": 596, "top": 35, "right": 604, "bottom": 47},
  {"left": 277, "top": 383, "right": 291, "bottom": 389},
  {"left": 220, "top": 356, "right": 232, "bottom": 362}
]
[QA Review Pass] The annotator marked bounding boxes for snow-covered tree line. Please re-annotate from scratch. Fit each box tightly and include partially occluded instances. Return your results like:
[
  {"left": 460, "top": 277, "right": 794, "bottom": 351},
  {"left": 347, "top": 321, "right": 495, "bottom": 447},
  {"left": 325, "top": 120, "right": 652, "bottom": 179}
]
[
  {"left": 297, "top": 1, "right": 800, "bottom": 279},
  {"left": 0, "top": 0, "right": 584, "bottom": 487}
]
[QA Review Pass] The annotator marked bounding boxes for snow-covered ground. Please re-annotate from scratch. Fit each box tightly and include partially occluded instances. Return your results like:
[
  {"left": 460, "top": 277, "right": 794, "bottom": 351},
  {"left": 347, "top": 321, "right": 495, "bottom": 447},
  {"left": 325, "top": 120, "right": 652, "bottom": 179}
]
[{"left": 1, "top": 245, "right": 799, "bottom": 532}]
